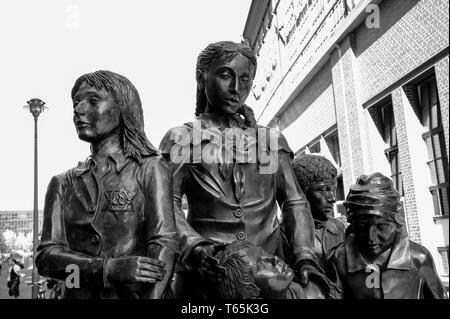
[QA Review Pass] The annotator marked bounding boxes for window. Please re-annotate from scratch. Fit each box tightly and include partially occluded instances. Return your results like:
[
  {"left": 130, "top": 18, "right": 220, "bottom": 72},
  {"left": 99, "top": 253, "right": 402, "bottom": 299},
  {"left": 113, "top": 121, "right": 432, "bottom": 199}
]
[
  {"left": 323, "top": 129, "right": 345, "bottom": 201},
  {"left": 417, "top": 75, "right": 449, "bottom": 216},
  {"left": 324, "top": 129, "right": 342, "bottom": 169},
  {"left": 369, "top": 97, "right": 404, "bottom": 195},
  {"left": 379, "top": 101, "right": 404, "bottom": 195},
  {"left": 336, "top": 175, "right": 345, "bottom": 201},
  {"left": 308, "top": 140, "right": 321, "bottom": 153},
  {"left": 438, "top": 247, "right": 449, "bottom": 277}
]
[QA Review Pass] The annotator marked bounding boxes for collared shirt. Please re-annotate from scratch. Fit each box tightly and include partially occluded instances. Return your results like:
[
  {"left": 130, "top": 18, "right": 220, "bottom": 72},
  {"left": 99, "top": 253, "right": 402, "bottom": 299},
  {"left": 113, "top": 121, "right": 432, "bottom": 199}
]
[
  {"left": 326, "top": 228, "right": 447, "bottom": 299},
  {"left": 160, "top": 115, "right": 316, "bottom": 276},
  {"left": 36, "top": 151, "right": 178, "bottom": 299},
  {"left": 313, "top": 218, "right": 346, "bottom": 269}
]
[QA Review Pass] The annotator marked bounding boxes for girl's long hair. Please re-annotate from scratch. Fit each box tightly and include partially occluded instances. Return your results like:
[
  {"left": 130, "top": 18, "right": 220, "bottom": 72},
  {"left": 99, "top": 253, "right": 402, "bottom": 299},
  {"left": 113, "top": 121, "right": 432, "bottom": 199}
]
[{"left": 72, "top": 70, "right": 158, "bottom": 163}]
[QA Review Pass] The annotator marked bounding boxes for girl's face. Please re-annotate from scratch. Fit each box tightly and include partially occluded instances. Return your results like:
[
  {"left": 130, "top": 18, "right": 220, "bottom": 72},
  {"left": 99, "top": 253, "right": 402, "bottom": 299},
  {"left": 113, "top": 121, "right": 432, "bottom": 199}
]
[
  {"left": 72, "top": 81, "right": 121, "bottom": 143},
  {"left": 352, "top": 213, "right": 399, "bottom": 257},
  {"left": 201, "top": 53, "right": 255, "bottom": 116}
]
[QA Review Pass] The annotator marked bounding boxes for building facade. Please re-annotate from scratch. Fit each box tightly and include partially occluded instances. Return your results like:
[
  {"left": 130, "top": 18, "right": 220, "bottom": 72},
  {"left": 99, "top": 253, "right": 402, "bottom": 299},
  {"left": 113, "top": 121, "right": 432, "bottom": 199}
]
[
  {"left": 243, "top": 0, "right": 449, "bottom": 286},
  {"left": 0, "top": 210, "right": 43, "bottom": 235}
]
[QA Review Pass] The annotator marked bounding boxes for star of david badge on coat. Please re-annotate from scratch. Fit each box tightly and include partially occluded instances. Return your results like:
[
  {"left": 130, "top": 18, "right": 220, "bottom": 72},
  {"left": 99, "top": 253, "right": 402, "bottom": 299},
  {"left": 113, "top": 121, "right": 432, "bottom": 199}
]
[{"left": 105, "top": 187, "right": 136, "bottom": 211}]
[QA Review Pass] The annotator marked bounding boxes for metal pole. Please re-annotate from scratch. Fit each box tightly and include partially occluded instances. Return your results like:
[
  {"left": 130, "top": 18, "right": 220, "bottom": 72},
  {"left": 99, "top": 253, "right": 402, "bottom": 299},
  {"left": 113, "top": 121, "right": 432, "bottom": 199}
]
[{"left": 32, "top": 115, "right": 39, "bottom": 299}]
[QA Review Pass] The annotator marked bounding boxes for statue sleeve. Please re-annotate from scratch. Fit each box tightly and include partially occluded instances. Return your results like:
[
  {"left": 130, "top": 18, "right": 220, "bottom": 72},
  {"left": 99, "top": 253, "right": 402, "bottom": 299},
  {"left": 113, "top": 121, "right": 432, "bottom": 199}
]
[
  {"left": 159, "top": 127, "right": 212, "bottom": 271},
  {"left": 143, "top": 157, "right": 179, "bottom": 298},
  {"left": 420, "top": 246, "right": 447, "bottom": 299},
  {"left": 324, "top": 247, "right": 345, "bottom": 298},
  {"left": 36, "top": 174, "right": 106, "bottom": 289},
  {"left": 275, "top": 133, "right": 318, "bottom": 270}
]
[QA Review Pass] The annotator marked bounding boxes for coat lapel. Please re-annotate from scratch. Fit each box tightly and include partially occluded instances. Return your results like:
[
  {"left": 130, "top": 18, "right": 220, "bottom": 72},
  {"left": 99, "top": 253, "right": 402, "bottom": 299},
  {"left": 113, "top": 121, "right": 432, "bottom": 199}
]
[
  {"left": 73, "top": 161, "right": 97, "bottom": 214},
  {"left": 322, "top": 220, "right": 342, "bottom": 254}
]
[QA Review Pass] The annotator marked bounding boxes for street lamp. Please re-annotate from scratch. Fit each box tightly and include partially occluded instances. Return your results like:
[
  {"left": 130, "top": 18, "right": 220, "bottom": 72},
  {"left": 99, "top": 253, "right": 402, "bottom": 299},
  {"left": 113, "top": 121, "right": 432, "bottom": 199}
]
[{"left": 23, "top": 98, "right": 47, "bottom": 299}]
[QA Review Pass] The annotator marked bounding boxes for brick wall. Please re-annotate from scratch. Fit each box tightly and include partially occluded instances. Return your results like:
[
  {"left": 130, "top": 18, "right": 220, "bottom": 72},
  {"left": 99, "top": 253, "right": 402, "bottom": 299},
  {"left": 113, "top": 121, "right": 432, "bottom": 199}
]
[
  {"left": 392, "top": 88, "right": 422, "bottom": 243},
  {"left": 281, "top": 63, "right": 336, "bottom": 152},
  {"left": 281, "top": 85, "right": 336, "bottom": 152},
  {"left": 435, "top": 56, "right": 450, "bottom": 161},
  {"left": 331, "top": 46, "right": 354, "bottom": 193},
  {"left": 356, "top": 0, "right": 449, "bottom": 103},
  {"left": 330, "top": 36, "right": 367, "bottom": 194}
]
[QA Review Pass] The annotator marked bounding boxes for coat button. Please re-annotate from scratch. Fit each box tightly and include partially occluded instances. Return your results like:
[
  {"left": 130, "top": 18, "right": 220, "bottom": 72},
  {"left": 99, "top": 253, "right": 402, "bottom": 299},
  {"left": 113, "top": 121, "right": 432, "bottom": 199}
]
[
  {"left": 91, "top": 235, "right": 100, "bottom": 244},
  {"left": 233, "top": 208, "right": 243, "bottom": 218},
  {"left": 88, "top": 205, "right": 96, "bottom": 214},
  {"left": 236, "top": 232, "right": 246, "bottom": 241}
]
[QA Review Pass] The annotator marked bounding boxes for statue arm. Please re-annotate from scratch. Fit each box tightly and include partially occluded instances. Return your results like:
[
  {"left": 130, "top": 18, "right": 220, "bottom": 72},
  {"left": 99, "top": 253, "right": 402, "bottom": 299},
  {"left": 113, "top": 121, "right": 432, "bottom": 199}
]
[
  {"left": 323, "top": 248, "right": 345, "bottom": 298},
  {"left": 36, "top": 175, "right": 106, "bottom": 288},
  {"left": 159, "top": 129, "right": 212, "bottom": 271},
  {"left": 276, "top": 149, "right": 317, "bottom": 270},
  {"left": 420, "top": 247, "right": 447, "bottom": 299},
  {"left": 143, "top": 158, "right": 179, "bottom": 298}
]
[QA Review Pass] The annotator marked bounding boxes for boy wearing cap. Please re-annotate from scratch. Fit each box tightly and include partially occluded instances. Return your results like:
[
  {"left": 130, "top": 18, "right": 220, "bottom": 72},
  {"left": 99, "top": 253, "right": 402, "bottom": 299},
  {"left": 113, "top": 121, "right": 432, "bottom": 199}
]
[{"left": 326, "top": 172, "right": 447, "bottom": 299}]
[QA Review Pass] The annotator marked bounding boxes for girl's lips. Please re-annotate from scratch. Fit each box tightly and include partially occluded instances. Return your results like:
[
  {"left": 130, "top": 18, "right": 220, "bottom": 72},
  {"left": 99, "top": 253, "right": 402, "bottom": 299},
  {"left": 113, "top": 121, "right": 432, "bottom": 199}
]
[
  {"left": 75, "top": 119, "right": 91, "bottom": 127},
  {"left": 225, "top": 98, "right": 240, "bottom": 105}
]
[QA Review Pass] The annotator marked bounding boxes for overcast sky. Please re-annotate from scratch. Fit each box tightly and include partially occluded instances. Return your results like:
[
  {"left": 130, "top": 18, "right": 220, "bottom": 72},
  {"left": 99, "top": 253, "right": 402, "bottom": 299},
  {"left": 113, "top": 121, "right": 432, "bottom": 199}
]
[{"left": 0, "top": 0, "right": 252, "bottom": 210}]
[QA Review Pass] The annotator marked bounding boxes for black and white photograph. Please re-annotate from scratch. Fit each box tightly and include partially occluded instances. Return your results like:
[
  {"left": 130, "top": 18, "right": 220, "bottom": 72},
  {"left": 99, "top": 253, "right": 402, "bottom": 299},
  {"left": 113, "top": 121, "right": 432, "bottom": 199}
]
[{"left": 0, "top": 0, "right": 448, "bottom": 314}]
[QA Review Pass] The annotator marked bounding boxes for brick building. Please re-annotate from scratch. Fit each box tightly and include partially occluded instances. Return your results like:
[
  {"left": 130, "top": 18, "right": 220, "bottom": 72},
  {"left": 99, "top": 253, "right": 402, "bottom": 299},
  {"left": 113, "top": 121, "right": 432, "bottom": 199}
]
[{"left": 243, "top": 0, "right": 449, "bottom": 286}]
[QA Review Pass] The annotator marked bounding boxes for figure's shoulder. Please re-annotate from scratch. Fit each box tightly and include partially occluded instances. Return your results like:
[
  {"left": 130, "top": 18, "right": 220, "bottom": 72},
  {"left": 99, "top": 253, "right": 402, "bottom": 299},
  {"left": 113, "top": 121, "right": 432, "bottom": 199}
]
[
  {"left": 45, "top": 166, "right": 80, "bottom": 191},
  {"left": 326, "top": 241, "right": 346, "bottom": 264},
  {"left": 55, "top": 166, "right": 79, "bottom": 182},
  {"left": 329, "top": 217, "right": 347, "bottom": 234},
  {"left": 159, "top": 124, "right": 193, "bottom": 154},
  {"left": 409, "top": 240, "right": 434, "bottom": 266},
  {"left": 140, "top": 154, "right": 171, "bottom": 172},
  {"left": 255, "top": 125, "right": 293, "bottom": 156}
]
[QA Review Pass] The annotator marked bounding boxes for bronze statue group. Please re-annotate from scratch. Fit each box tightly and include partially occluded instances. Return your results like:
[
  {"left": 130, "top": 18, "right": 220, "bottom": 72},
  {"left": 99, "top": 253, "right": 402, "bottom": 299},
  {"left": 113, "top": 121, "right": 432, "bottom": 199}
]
[{"left": 36, "top": 41, "right": 447, "bottom": 299}]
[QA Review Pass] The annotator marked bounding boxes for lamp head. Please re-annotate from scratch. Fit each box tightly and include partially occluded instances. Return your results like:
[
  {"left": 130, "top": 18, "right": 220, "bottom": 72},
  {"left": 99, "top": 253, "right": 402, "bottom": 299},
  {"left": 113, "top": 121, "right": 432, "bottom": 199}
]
[{"left": 24, "top": 98, "right": 47, "bottom": 118}]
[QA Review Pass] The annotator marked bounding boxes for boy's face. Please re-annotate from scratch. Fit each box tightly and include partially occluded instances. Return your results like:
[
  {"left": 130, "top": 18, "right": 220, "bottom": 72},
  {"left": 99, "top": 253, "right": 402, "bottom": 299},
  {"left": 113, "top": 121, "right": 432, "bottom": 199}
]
[
  {"left": 352, "top": 213, "right": 399, "bottom": 257},
  {"left": 307, "top": 179, "right": 337, "bottom": 221},
  {"left": 72, "top": 81, "right": 121, "bottom": 143},
  {"left": 201, "top": 53, "right": 255, "bottom": 116},
  {"left": 242, "top": 245, "right": 294, "bottom": 297}
]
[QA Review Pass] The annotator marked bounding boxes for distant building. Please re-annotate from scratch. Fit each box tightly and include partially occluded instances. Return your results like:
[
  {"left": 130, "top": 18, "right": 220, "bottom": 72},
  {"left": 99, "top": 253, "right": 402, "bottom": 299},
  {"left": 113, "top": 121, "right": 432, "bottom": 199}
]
[
  {"left": 0, "top": 210, "right": 44, "bottom": 235},
  {"left": 243, "top": 0, "right": 449, "bottom": 286}
]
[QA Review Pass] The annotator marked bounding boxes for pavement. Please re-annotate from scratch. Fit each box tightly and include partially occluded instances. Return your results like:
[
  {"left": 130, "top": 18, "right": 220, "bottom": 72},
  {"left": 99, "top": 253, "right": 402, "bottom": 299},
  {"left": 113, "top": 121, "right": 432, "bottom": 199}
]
[{"left": 0, "top": 258, "right": 49, "bottom": 299}]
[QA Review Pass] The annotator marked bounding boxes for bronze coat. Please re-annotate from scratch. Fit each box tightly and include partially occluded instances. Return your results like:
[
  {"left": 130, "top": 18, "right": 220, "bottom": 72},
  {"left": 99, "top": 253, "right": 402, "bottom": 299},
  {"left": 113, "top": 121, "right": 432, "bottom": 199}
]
[
  {"left": 160, "top": 119, "right": 316, "bottom": 298},
  {"left": 325, "top": 228, "right": 447, "bottom": 299},
  {"left": 36, "top": 153, "right": 179, "bottom": 299},
  {"left": 313, "top": 218, "right": 346, "bottom": 269}
]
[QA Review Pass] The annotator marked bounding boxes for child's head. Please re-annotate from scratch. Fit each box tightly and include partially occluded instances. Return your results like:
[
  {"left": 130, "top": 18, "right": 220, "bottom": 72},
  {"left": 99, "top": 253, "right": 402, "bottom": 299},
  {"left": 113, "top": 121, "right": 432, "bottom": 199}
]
[
  {"left": 71, "top": 70, "right": 157, "bottom": 162},
  {"left": 292, "top": 154, "right": 337, "bottom": 221},
  {"left": 195, "top": 41, "right": 257, "bottom": 127},
  {"left": 216, "top": 240, "right": 293, "bottom": 299},
  {"left": 344, "top": 172, "right": 404, "bottom": 257}
]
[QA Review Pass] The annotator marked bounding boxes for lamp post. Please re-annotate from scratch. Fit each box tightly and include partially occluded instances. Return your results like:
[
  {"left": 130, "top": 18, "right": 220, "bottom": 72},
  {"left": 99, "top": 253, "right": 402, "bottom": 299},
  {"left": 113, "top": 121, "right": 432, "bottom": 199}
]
[{"left": 23, "top": 98, "right": 47, "bottom": 299}]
